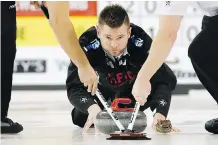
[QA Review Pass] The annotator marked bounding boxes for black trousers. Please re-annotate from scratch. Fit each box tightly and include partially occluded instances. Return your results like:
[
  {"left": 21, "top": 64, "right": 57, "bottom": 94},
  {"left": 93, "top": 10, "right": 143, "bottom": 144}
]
[
  {"left": 188, "top": 15, "right": 218, "bottom": 103},
  {"left": 1, "top": 31, "right": 17, "bottom": 118}
]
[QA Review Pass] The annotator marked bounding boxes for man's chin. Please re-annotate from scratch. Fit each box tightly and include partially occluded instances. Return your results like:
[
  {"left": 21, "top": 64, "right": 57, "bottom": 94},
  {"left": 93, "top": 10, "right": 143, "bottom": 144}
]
[{"left": 110, "top": 52, "right": 120, "bottom": 57}]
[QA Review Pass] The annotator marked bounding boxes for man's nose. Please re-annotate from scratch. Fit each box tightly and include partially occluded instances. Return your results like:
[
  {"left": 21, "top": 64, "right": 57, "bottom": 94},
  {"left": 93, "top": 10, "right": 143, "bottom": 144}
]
[{"left": 111, "top": 41, "right": 118, "bottom": 48}]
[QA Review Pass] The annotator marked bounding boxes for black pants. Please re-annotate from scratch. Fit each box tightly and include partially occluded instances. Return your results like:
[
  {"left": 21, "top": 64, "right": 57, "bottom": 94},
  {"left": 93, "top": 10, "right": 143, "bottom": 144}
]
[
  {"left": 71, "top": 85, "right": 172, "bottom": 128},
  {"left": 188, "top": 15, "right": 218, "bottom": 103},
  {"left": 1, "top": 31, "right": 17, "bottom": 118}
]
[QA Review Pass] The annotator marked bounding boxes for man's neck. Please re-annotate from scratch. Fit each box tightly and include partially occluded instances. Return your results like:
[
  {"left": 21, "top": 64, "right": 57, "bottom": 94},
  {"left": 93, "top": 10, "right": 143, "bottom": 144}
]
[{"left": 103, "top": 47, "right": 129, "bottom": 62}]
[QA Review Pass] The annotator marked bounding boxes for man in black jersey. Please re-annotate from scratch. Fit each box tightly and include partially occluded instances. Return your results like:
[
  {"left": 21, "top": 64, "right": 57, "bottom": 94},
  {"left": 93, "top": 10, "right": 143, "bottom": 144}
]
[
  {"left": 1, "top": 1, "right": 23, "bottom": 133},
  {"left": 66, "top": 4, "right": 180, "bottom": 133}
]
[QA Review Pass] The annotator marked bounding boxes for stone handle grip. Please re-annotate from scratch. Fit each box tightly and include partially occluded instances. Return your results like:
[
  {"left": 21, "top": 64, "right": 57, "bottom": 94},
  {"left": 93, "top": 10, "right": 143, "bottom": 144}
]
[{"left": 111, "top": 98, "right": 134, "bottom": 111}]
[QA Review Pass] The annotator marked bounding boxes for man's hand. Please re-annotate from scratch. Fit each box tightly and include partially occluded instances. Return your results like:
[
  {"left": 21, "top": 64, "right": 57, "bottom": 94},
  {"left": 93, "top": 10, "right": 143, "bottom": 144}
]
[
  {"left": 78, "top": 65, "right": 98, "bottom": 96},
  {"left": 83, "top": 104, "right": 101, "bottom": 133},
  {"left": 152, "top": 113, "right": 181, "bottom": 133},
  {"left": 132, "top": 74, "right": 151, "bottom": 105}
]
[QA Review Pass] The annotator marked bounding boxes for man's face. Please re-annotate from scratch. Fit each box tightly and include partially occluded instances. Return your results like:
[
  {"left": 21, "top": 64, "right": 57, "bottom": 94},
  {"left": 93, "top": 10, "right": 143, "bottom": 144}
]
[{"left": 97, "top": 23, "right": 131, "bottom": 56}]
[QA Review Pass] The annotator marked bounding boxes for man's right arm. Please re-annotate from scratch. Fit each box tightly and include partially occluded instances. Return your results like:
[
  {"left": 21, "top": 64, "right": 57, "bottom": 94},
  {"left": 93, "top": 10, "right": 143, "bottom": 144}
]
[{"left": 67, "top": 63, "right": 97, "bottom": 114}]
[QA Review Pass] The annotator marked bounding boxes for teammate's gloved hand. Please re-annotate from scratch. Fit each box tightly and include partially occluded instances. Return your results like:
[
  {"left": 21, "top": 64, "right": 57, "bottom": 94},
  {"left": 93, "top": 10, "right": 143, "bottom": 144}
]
[
  {"left": 78, "top": 65, "right": 99, "bottom": 96},
  {"left": 132, "top": 75, "right": 151, "bottom": 105},
  {"left": 83, "top": 104, "right": 101, "bottom": 133}
]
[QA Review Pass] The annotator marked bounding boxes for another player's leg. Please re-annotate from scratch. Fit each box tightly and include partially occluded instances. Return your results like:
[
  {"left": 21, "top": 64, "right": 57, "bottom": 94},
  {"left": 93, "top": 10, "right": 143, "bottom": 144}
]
[
  {"left": 188, "top": 15, "right": 218, "bottom": 134},
  {"left": 1, "top": 30, "right": 23, "bottom": 134}
]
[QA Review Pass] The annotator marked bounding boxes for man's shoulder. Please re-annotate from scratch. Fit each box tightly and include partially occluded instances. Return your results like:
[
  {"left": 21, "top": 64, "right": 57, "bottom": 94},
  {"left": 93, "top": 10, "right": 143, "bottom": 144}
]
[
  {"left": 130, "top": 23, "right": 144, "bottom": 33},
  {"left": 79, "top": 25, "right": 101, "bottom": 51},
  {"left": 129, "top": 23, "right": 150, "bottom": 48}
]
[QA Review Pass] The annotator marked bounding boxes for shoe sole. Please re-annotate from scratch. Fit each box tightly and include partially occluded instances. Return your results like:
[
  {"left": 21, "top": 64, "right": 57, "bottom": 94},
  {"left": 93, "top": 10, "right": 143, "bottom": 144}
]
[{"left": 1, "top": 125, "right": 23, "bottom": 134}]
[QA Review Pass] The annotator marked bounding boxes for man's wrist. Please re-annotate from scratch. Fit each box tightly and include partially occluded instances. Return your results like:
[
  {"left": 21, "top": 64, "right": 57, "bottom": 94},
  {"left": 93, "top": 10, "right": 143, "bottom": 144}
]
[
  {"left": 154, "top": 112, "right": 166, "bottom": 120},
  {"left": 136, "top": 71, "right": 150, "bottom": 83},
  {"left": 87, "top": 104, "right": 99, "bottom": 113},
  {"left": 76, "top": 59, "right": 91, "bottom": 69}
]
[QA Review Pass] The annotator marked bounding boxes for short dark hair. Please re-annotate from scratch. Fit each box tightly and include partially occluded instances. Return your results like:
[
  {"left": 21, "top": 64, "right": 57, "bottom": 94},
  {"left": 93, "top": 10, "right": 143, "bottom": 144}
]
[{"left": 98, "top": 4, "right": 130, "bottom": 28}]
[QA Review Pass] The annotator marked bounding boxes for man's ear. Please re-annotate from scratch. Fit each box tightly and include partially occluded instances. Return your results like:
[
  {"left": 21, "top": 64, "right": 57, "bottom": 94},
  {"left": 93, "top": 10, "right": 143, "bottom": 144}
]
[
  {"left": 96, "top": 25, "right": 100, "bottom": 38},
  {"left": 128, "top": 26, "right": 132, "bottom": 38}
]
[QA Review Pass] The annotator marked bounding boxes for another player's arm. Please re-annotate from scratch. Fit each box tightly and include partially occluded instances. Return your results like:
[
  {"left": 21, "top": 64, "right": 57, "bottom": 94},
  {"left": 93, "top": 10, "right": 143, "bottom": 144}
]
[
  {"left": 134, "top": 26, "right": 177, "bottom": 117},
  {"left": 138, "top": 16, "right": 183, "bottom": 82},
  {"left": 46, "top": 1, "right": 90, "bottom": 68}
]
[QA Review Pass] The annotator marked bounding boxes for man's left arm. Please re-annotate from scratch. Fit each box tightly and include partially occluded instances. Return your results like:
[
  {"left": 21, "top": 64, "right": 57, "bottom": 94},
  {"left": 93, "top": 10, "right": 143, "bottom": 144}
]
[
  {"left": 148, "top": 62, "right": 180, "bottom": 132},
  {"left": 149, "top": 63, "right": 177, "bottom": 118}
]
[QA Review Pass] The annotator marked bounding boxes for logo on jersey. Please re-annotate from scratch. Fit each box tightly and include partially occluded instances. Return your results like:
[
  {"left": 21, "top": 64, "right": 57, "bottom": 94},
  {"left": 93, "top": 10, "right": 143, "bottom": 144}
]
[
  {"left": 158, "top": 99, "right": 167, "bottom": 107},
  {"left": 106, "top": 71, "right": 136, "bottom": 88},
  {"left": 86, "top": 39, "right": 100, "bottom": 50},
  {"left": 80, "top": 96, "right": 89, "bottom": 103},
  {"left": 131, "top": 35, "right": 144, "bottom": 47}
]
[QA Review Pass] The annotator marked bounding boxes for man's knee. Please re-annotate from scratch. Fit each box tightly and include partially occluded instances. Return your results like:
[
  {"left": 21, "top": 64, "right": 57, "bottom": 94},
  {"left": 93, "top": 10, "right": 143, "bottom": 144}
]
[{"left": 71, "top": 108, "right": 88, "bottom": 128}]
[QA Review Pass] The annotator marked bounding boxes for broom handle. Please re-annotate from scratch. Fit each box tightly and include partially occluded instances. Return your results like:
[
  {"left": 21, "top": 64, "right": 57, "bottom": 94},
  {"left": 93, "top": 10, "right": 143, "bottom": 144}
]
[
  {"left": 95, "top": 89, "right": 125, "bottom": 132},
  {"left": 127, "top": 102, "right": 140, "bottom": 131}
]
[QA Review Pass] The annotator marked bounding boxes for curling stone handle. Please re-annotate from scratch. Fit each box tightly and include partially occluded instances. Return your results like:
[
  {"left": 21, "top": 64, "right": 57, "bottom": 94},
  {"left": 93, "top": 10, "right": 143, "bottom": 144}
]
[
  {"left": 111, "top": 98, "right": 134, "bottom": 111},
  {"left": 95, "top": 89, "right": 126, "bottom": 131}
]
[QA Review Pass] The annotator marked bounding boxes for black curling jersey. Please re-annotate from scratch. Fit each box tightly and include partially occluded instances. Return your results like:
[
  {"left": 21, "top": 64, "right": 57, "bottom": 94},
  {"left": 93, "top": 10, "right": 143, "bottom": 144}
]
[{"left": 66, "top": 23, "right": 177, "bottom": 96}]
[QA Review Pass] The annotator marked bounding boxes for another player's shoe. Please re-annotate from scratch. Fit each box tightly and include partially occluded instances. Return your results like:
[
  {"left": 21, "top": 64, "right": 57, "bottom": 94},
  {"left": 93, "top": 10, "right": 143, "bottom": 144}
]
[
  {"left": 205, "top": 118, "right": 218, "bottom": 134},
  {"left": 1, "top": 117, "right": 23, "bottom": 134}
]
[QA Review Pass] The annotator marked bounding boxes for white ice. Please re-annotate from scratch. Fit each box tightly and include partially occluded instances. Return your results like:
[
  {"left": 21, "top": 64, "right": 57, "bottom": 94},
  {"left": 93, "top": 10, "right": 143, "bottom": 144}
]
[{"left": 1, "top": 90, "right": 218, "bottom": 145}]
